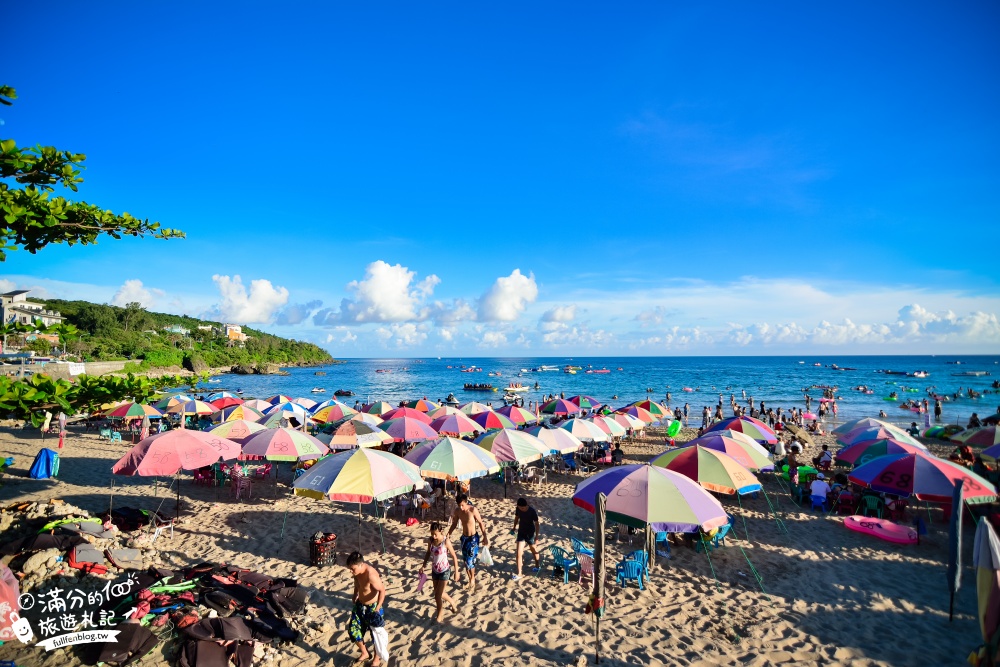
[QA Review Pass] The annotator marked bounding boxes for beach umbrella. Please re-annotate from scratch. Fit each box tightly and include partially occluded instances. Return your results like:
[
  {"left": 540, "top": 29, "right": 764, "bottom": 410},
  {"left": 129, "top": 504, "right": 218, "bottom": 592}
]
[
  {"left": 405, "top": 437, "right": 501, "bottom": 481},
  {"left": 541, "top": 398, "right": 581, "bottom": 416},
  {"left": 242, "top": 399, "right": 274, "bottom": 412},
  {"left": 153, "top": 394, "right": 193, "bottom": 410},
  {"left": 380, "top": 416, "right": 439, "bottom": 443},
  {"left": 984, "top": 413, "right": 1000, "bottom": 426},
  {"left": 311, "top": 401, "right": 359, "bottom": 424},
  {"left": 590, "top": 416, "right": 627, "bottom": 438},
  {"left": 618, "top": 406, "right": 654, "bottom": 423},
  {"left": 633, "top": 400, "right": 667, "bottom": 418},
  {"left": 980, "top": 443, "right": 1000, "bottom": 464},
  {"left": 265, "top": 394, "right": 293, "bottom": 405},
  {"left": 559, "top": 418, "right": 609, "bottom": 442},
  {"left": 849, "top": 453, "right": 997, "bottom": 504},
  {"left": 497, "top": 405, "right": 538, "bottom": 426},
  {"left": 364, "top": 401, "right": 395, "bottom": 416},
  {"left": 833, "top": 417, "right": 890, "bottom": 436},
  {"left": 705, "top": 416, "right": 777, "bottom": 444},
  {"left": 572, "top": 465, "right": 729, "bottom": 533},
  {"left": 242, "top": 427, "right": 330, "bottom": 462},
  {"left": 835, "top": 439, "right": 929, "bottom": 468},
  {"left": 428, "top": 405, "right": 463, "bottom": 419},
  {"left": 112, "top": 430, "right": 242, "bottom": 476},
  {"left": 0, "top": 563, "right": 19, "bottom": 641},
  {"left": 105, "top": 402, "right": 164, "bottom": 419},
  {"left": 139, "top": 415, "right": 150, "bottom": 441},
  {"left": 264, "top": 401, "right": 312, "bottom": 420},
  {"left": 164, "top": 400, "right": 216, "bottom": 416},
  {"left": 459, "top": 401, "right": 492, "bottom": 415},
  {"left": 383, "top": 407, "right": 434, "bottom": 424},
  {"left": 592, "top": 492, "right": 607, "bottom": 662},
  {"left": 292, "top": 397, "right": 319, "bottom": 410},
  {"left": 212, "top": 404, "right": 265, "bottom": 423},
  {"left": 207, "top": 391, "right": 240, "bottom": 401},
  {"left": 526, "top": 425, "right": 585, "bottom": 454},
  {"left": 321, "top": 420, "right": 393, "bottom": 450},
  {"left": 404, "top": 399, "right": 440, "bottom": 412},
  {"left": 429, "top": 412, "right": 481, "bottom": 437},
  {"left": 613, "top": 413, "right": 646, "bottom": 431},
  {"left": 476, "top": 429, "right": 550, "bottom": 464},
  {"left": 650, "top": 446, "right": 761, "bottom": 495},
  {"left": 348, "top": 412, "right": 384, "bottom": 426},
  {"left": 837, "top": 424, "right": 923, "bottom": 448},
  {"left": 972, "top": 518, "right": 1000, "bottom": 665},
  {"left": 953, "top": 426, "right": 1000, "bottom": 448},
  {"left": 470, "top": 410, "right": 517, "bottom": 432},
  {"left": 209, "top": 396, "right": 244, "bottom": 410},
  {"left": 568, "top": 395, "right": 603, "bottom": 410},
  {"left": 708, "top": 429, "right": 772, "bottom": 458},
  {"left": 684, "top": 433, "right": 773, "bottom": 471},
  {"left": 207, "top": 419, "right": 267, "bottom": 442}
]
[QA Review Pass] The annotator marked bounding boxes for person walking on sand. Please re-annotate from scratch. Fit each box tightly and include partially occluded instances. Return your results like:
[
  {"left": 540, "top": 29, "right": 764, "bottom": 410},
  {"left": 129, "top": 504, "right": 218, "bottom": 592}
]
[
  {"left": 511, "top": 498, "right": 541, "bottom": 581},
  {"left": 447, "top": 493, "right": 490, "bottom": 591},
  {"left": 345, "top": 551, "right": 389, "bottom": 667},
  {"left": 422, "top": 522, "right": 458, "bottom": 623}
]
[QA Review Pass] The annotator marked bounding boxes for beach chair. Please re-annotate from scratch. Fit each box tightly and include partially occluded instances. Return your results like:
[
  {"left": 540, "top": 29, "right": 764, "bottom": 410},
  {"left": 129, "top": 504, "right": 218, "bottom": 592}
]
[
  {"left": 615, "top": 559, "right": 645, "bottom": 590},
  {"left": 858, "top": 495, "right": 883, "bottom": 519},
  {"left": 149, "top": 514, "right": 174, "bottom": 544},
  {"left": 695, "top": 522, "right": 733, "bottom": 553},
  {"left": 99, "top": 428, "right": 112, "bottom": 441},
  {"left": 887, "top": 498, "right": 908, "bottom": 521},
  {"left": 571, "top": 537, "right": 594, "bottom": 558},
  {"left": 213, "top": 463, "right": 230, "bottom": 487},
  {"left": 654, "top": 532, "right": 671, "bottom": 561},
  {"left": 625, "top": 550, "right": 649, "bottom": 582},
  {"left": 230, "top": 466, "right": 251, "bottom": 500},
  {"left": 810, "top": 495, "right": 828, "bottom": 512},
  {"left": 578, "top": 553, "right": 594, "bottom": 585},
  {"left": 546, "top": 545, "right": 579, "bottom": 584},
  {"left": 110, "top": 431, "right": 123, "bottom": 443}
]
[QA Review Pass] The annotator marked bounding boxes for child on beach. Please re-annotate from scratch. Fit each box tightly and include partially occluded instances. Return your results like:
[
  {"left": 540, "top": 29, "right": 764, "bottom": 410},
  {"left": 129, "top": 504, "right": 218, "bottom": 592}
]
[
  {"left": 422, "top": 522, "right": 459, "bottom": 623},
  {"left": 345, "top": 551, "right": 389, "bottom": 666},
  {"left": 447, "top": 493, "right": 490, "bottom": 592}
]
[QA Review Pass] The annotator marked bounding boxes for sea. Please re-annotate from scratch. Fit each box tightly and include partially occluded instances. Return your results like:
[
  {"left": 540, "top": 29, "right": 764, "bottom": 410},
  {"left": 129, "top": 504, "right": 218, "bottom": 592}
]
[{"left": 195, "top": 355, "right": 1000, "bottom": 429}]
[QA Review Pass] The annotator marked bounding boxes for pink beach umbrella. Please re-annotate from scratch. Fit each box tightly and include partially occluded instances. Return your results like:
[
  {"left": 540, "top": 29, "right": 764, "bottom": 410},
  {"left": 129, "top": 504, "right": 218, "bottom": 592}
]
[
  {"left": 383, "top": 407, "right": 434, "bottom": 424},
  {"left": 526, "top": 425, "right": 584, "bottom": 454},
  {"left": 618, "top": 406, "right": 654, "bottom": 423},
  {"left": 429, "top": 412, "right": 481, "bottom": 437},
  {"left": 497, "top": 405, "right": 538, "bottom": 426},
  {"left": 207, "top": 419, "right": 268, "bottom": 442},
  {"left": 471, "top": 410, "right": 517, "bottom": 431},
  {"left": 242, "top": 399, "right": 274, "bottom": 412},
  {"left": 459, "top": 402, "right": 492, "bottom": 416},
  {"left": 380, "top": 416, "right": 440, "bottom": 443},
  {"left": 428, "top": 405, "right": 463, "bottom": 419},
  {"left": 112, "top": 430, "right": 242, "bottom": 476}
]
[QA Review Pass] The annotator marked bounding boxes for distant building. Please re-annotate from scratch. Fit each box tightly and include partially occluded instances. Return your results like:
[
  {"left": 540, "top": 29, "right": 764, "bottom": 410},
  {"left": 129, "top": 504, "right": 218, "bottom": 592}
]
[
  {"left": 163, "top": 325, "right": 191, "bottom": 336},
  {"left": 1, "top": 290, "right": 65, "bottom": 327},
  {"left": 224, "top": 324, "right": 249, "bottom": 342},
  {"left": 196, "top": 325, "right": 214, "bottom": 332}
]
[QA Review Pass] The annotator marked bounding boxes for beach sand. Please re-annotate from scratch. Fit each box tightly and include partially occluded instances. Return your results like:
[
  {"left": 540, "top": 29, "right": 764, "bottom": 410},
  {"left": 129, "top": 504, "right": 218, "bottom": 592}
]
[{"left": 0, "top": 423, "right": 982, "bottom": 667}]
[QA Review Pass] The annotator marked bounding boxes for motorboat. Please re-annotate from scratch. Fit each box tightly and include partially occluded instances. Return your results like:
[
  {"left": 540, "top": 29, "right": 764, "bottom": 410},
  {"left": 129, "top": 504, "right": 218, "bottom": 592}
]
[
  {"left": 311, "top": 387, "right": 326, "bottom": 393},
  {"left": 534, "top": 365, "right": 559, "bottom": 372},
  {"left": 334, "top": 389, "right": 355, "bottom": 396},
  {"left": 506, "top": 383, "right": 529, "bottom": 393}
]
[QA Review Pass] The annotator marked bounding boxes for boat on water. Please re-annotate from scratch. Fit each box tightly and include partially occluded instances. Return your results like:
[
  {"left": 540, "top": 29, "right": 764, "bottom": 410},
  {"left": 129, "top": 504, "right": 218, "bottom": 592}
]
[
  {"left": 461, "top": 367, "right": 482, "bottom": 373},
  {"left": 586, "top": 369, "right": 611, "bottom": 374},
  {"left": 506, "top": 383, "right": 529, "bottom": 393},
  {"left": 617, "top": 367, "right": 623, "bottom": 371},
  {"left": 534, "top": 365, "right": 559, "bottom": 372},
  {"left": 488, "top": 371, "right": 502, "bottom": 377},
  {"left": 315, "top": 371, "right": 327, "bottom": 376},
  {"left": 334, "top": 389, "right": 355, "bottom": 396},
  {"left": 565, "top": 369, "right": 576, "bottom": 374},
  {"left": 909, "top": 371, "right": 930, "bottom": 378},
  {"left": 520, "top": 368, "right": 531, "bottom": 373},
  {"left": 207, "top": 378, "right": 222, "bottom": 384},
  {"left": 311, "top": 387, "right": 326, "bottom": 393},
  {"left": 375, "top": 369, "right": 391, "bottom": 373},
  {"left": 952, "top": 371, "right": 989, "bottom": 377},
  {"left": 813, "top": 363, "right": 821, "bottom": 366},
  {"left": 443, "top": 393, "right": 460, "bottom": 406},
  {"left": 564, "top": 365, "right": 582, "bottom": 371},
  {"left": 463, "top": 383, "right": 497, "bottom": 392}
]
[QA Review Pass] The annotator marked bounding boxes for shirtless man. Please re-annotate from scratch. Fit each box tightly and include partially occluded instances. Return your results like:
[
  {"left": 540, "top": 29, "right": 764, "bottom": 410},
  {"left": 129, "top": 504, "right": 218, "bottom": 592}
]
[
  {"left": 346, "top": 551, "right": 389, "bottom": 666},
  {"left": 447, "top": 493, "right": 490, "bottom": 591}
]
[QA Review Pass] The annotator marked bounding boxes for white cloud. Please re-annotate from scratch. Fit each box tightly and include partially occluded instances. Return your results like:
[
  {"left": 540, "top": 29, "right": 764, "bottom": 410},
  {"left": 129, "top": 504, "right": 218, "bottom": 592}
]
[
  {"left": 275, "top": 300, "right": 323, "bottom": 326},
  {"left": 479, "top": 330, "right": 508, "bottom": 348},
  {"left": 0, "top": 279, "right": 16, "bottom": 293},
  {"left": 210, "top": 275, "right": 289, "bottom": 324},
  {"left": 316, "top": 261, "right": 439, "bottom": 325},
  {"left": 542, "top": 304, "right": 577, "bottom": 323},
  {"left": 373, "top": 323, "right": 428, "bottom": 348},
  {"left": 111, "top": 279, "right": 165, "bottom": 308},
  {"left": 325, "top": 327, "right": 357, "bottom": 344},
  {"left": 478, "top": 269, "right": 538, "bottom": 322}
]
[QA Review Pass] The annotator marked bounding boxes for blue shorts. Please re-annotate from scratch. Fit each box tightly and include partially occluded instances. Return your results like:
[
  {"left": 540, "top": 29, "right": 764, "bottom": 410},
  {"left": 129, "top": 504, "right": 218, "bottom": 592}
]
[{"left": 460, "top": 534, "right": 479, "bottom": 570}]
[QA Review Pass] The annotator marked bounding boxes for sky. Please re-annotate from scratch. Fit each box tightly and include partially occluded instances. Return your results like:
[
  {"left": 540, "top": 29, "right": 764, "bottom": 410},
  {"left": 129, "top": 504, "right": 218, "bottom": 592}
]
[{"left": 2, "top": 2, "right": 999, "bottom": 356}]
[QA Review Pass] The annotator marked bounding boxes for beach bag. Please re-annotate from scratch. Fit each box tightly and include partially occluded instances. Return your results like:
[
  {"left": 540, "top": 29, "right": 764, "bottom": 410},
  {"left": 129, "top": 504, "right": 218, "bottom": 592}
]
[
  {"left": 405, "top": 518, "right": 419, "bottom": 527},
  {"left": 417, "top": 571, "right": 427, "bottom": 593},
  {"left": 478, "top": 546, "right": 494, "bottom": 567},
  {"left": 371, "top": 626, "right": 390, "bottom": 662}
]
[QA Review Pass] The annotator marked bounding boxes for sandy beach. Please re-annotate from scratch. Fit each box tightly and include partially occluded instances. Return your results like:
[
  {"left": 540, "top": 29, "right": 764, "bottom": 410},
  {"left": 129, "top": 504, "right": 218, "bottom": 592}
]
[{"left": 0, "top": 422, "right": 982, "bottom": 667}]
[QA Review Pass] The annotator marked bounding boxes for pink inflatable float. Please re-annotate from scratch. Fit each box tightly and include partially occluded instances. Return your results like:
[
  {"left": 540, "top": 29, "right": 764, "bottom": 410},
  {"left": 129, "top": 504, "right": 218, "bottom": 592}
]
[{"left": 844, "top": 515, "right": 918, "bottom": 545}]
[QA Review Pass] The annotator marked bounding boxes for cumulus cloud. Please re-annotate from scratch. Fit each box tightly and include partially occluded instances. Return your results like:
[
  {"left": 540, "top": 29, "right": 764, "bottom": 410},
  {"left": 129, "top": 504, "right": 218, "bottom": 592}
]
[
  {"left": 112, "top": 279, "right": 165, "bottom": 308},
  {"left": 478, "top": 270, "right": 538, "bottom": 322},
  {"left": 210, "top": 275, "right": 289, "bottom": 323},
  {"left": 324, "top": 327, "right": 358, "bottom": 344},
  {"left": 542, "top": 304, "right": 577, "bottom": 323},
  {"left": 427, "top": 299, "right": 477, "bottom": 326},
  {"left": 275, "top": 300, "right": 323, "bottom": 326},
  {"left": 479, "top": 330, "right": 508, "bottom": 348},
  {"left": 373, "top": 323, "right": 428, "bottom": 348},
  {"left": 315, "top": 261, "right": 439, "bottom": 325},
  {"left": 0, "top": 279, "right": 16, "bottom": 293}
]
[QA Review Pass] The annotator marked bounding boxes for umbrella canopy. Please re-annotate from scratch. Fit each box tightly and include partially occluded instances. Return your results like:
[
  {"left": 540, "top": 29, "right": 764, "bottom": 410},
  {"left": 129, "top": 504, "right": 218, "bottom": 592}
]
[
  {"left": 292, "top": 397, "right": 319, "bottom": 410},
  {"left": 497, "top": 405, "right": 538, "bottom": 425},
  {"left": 242, "top": 427, "right": 330, "bottom": 462},
  {"left": 833, "top": 417, "right": 890, "bottom": 435},
  {"left": 782, "top": 423, "right": 815, "bottom": 446},
  {"left": 428, "top": 405, "right": 463, "bottom": 419},
  {"left": 404, "top": 399, "right": 440, "bottom": 412},
  {"left": 618, "top": 406, "right": 654, "bottom": 423},
  {"left": 405, "top": 436, "right": 501, "bottom": 481},
  {"left": 633, "top": 400, "right": 667, "bottom": 418},
  {"left": 322, "top": 420, "right": 393, "bottom": 450},
  {"left": 112, "top": 430, "right": 242, "bottom": 476},
  {"left": 984, "top": 413, "right": 1000, "bottom": 426},
  {"left": 165, "top": 400, "right": 216, "bottom": 416},
  {"left": 573, "top": 464, "right": 729, "bottom": 533},
  {"left": 258, "top": 411, "right": 308, "bottom": 429},
  {"left": 242, "top": 399, "right": 274, "bottom": 412},
  {"left": 348, "top": 412, "right": 384, "bottom": 426},
  {"left": 541, "top": 398, "right": 582, "bottom": 416},
  {"left": 105, "top": 402, "right": 164, "bottom": 419},
  {"left": 209, "top": 396, "right": 244, "bottom": 410},
  {"left": 311, "top": 401, "right": 359, "bottom": 424},
  {"left": 153, "top": 393, "right": 193, "bottom": 410},
  {"left": 429, "top": 412, "right": 481, "bottom": 437},
  {"left": 207, "top": 419, "right": 267, "bottom": 442},
  {"left": 705, "top": 416, "right": 778, "bottom": 444},
  {"left": 835, "top": 438, "right": 928, "bottom": 468},
  {"left": 709, "top": 429, "right": 772, "bottom": 458},
  {"left": 383, "top": 407, "right": 434, "bottom": 424},
  {"left": 590, "top": 416, "right": 627, "bottom": 437},
  {"left": 526, "top": 425, "right": 585, "bottom": 454},
  {"left": 684, "top": 433, "right": 773, "bottom": 471},
  {"left": 613, "top": 413, "right": 646, "bottom": 431},
  {"left": 266, "top": 394, "right": 293, "bottom": 405},
  {"left": 559, "top": 418, "right": 610, "bottom": 442},
  {"left": 476, "top": 428, "right": 550, "bottom": 464},
  {"left": 471, "top": 410, "right": 517, "bottom": 431},
  {"left": 953, "top": 426, "right": 1000, "bottom": 448},
  {"left": 650, "top": 446, "right": 761, "bottom": 495},
  {"left": 837, "top": 424, "right": 923, "bottom": 448},
  {"left": 207, "top": 391, "right": 240, "bottom": 401},
  {"left": 849, "top": 453, "right": 997, "bottom": 504},
  {"left": 568, "top": 395, "right": 603, "bottom": 410},
  {"left": 363, "top": 401, "right": 395, "bottom": 416},
  {"left": 211, "top": 404, "right": 265, "bottom": 423},
  {"left": 973, "top": 519, "right": 1000, "bottom": 661},
  {"left": 459, "top": 401, "right": 492, "bottom": 415},
  {"left": 293, "top": 448, "right": 423, "bottom": 503},
  {"left": 263, "top": 401, "right": 312, "bottom": 420},
  {"left": 380, "top": 416, "right": 440, "bottom": 443}
]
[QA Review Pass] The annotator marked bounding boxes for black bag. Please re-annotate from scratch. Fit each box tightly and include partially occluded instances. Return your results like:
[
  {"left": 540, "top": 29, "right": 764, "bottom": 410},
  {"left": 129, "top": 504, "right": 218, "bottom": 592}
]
[{"left": 81, "top": 622, "right": 158, "bottom": 667}]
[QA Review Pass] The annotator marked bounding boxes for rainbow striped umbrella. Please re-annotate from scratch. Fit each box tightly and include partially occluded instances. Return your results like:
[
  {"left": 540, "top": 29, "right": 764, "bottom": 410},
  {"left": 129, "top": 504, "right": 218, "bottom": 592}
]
[
  {"left": 849, "top": 453, "right": 996, "bottom": 504},
  {"left": 293, "top": 448, "right": 424, "bottom": 503},
  {"left": 953, "top": 426, "right": 1000, "bottom": 448},
  {"left": 709, "top": 429, "right": 773, "bottom": 458},
  {"left": 837, "top": 424, "right": 923, "bottom": 448},
  {"left": 618, "top": 406, "right": 654, "bottom": 423},
  {"left": 383, "top": 407, "right": 433, "bottom": 424},
  {"left": 705, "top": 416, "right": 777, "bottom": 444},
  {"left": 428, "top": 406, "right": 463, "bottom": 419},
  {"left": 311, "top": 401, "right": 359, "bottom": 424},
  {"left": 165, "top": 400, "right": 216, "bottom": 416},
  {"left": 573, "top": 465, "right": 728, "bottom": 533},
  {"left": 633, "top": 400, "right": 667, "bottom": 418},
  {"left": 651, "top": 446, "right": 761, "bottom": 495},
  {"left": 211, "top": 404, "right": 265, "bottom": 423},
  {"left": 613, "top": 413, "right": 646, "bottom": 431},
  {"left": 541, "top": 398, "right": 581, "bottom": 416},
  {"left": 459, "top": 402, "right": 492, "bottom": 415},
  {"left": 568, "top": 395, "right": 603, "bottom": 410},
  {"left": 266, "top": 395, "right": 293, "bottom": 405},
  {"left": 242, "top": 427, "right": 330, "bottom": 462},
  {"left": 348, "top": 412, "right": 384, "bottom": 426},
  {"left": 105, "top": 402, "right": 164, "bottom": 419},
  {"left": 405, "top": 437, "right": 501, "bottom": 481},
  {"left": 207, "top": 419, "right": 267, "bottom": 442},
  {"left": 526, "top": 425, "right": 584, "bottom": 454},
  {"left": 153, "top": 394, "right": 193, "bottom": 410},
  {"left": 380, "top": 416, "right": 439, "bottom": 443},
  {"left": 559, "top": 418, "right": 609, "bottom": 442},
  {"left": 590, "top": 416, "right": 627, "bottom": 437},
  {"left": 835, "top": 439, "right": 928, "bottom": 468},
  {"left": 684, "top": 433, "right": 773, "bottom": 471},
  {"left": 264, "top": 402, "right": 311, "bottom": 420},
  {"left": 476, "top": 429, "right": 550, "bottom": 464},
  {"left": 429, "top": 412, "right": 481, "bottom": 437},
  {"left": 321, "top": 420, "right": 393, "bottom": 450},
  {"left": 471, "top": 410, "right": 516, "bottom": 431},
  {"left": 497, "top": 405, "right": 538, "bottom": 426},
  {"left": 833, "top": 417, "right": 890, "bottom": 436},
  {"left": 404, "top": 399, "right": 440, "bottom": 413},
  {"left": 364, "top": 401, "right": 395, "bottom": 416}
]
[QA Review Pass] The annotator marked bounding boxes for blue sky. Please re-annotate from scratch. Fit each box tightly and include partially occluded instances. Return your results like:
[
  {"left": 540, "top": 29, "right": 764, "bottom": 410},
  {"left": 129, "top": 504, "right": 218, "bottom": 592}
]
[{"left": 2, "top": 2, "right": 999, "bottom": 355}]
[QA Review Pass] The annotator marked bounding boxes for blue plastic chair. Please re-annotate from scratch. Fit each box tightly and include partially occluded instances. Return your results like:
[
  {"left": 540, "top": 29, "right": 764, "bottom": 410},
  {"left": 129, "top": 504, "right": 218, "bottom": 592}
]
[
  {"left": 615, "top": 559, "right": 645, "bottom": 590},
  {"left": 625, "top": 549, "right": 649, "bottom": 582},
  {"left": 546, "top": 545, "right": 579, "bottom": 584},
  {"left": 810, "top": 495, "right": 828, "bottom": 512},
  {"left": 654, "top": 531, "right": 671, "bottom": 559},
  {"left": 695, "top": 522, "right": 733, "bottom": 553},
  {"left": 571, "top": 537, "right": 594, "bottom": 557}
]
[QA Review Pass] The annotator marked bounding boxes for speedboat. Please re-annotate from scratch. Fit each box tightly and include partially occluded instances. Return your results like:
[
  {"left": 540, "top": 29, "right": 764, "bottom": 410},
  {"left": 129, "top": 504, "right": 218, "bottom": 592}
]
[{"left": 311, "top": 387, "right": 326, "bottom": 393}]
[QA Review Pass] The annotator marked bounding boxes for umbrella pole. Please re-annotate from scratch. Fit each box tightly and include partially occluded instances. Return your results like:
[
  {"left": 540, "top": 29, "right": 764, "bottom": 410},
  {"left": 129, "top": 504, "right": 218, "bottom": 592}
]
[
  {"left": 375, "top": 501, "right": 386, "bottom": 554},
  {"left": 108, "top": 478, "right": 115, "bottom": 516},
  {"left": 358, "top": 503, "right": 363, "bottom": 552},
  {"left": 176, "top": 472, "right": 181, "bottom": 519}
]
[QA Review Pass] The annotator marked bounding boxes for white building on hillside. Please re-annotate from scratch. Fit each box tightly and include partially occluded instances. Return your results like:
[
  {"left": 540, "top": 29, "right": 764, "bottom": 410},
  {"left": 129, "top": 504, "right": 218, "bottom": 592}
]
[{"left": 1, "top": 290, "right": 65, "bottom": 327}]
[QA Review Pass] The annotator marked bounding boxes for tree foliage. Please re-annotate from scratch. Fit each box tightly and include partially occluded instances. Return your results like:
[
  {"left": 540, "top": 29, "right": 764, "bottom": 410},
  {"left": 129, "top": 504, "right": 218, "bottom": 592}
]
[{"left": 0, "top": 85, "right": 184, "bottom": 260}]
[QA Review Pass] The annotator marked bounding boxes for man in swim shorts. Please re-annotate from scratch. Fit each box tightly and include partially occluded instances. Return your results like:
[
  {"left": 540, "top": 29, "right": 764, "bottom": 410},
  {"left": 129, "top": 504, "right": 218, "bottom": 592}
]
[
  {"left": 511, "top": 497, "right": 540, "bottom": 581},
  {"left": 447, "top": 493, "right": 490, "bottom": 591},
  {"left": 346, "top": 551, "right": 389, "bottom": 666}
]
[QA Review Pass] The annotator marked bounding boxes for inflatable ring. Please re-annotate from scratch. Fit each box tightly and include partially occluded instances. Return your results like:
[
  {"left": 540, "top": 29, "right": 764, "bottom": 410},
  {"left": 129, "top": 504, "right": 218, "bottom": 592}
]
[{"left": 667, "top": 420, "right": 681, "bottom": 437}]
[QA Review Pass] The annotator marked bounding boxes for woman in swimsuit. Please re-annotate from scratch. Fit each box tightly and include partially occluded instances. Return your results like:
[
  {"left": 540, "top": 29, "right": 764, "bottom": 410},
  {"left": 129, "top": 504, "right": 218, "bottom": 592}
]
[{"left": 422, "top": 522, "right": 459, "bottom": 623}]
